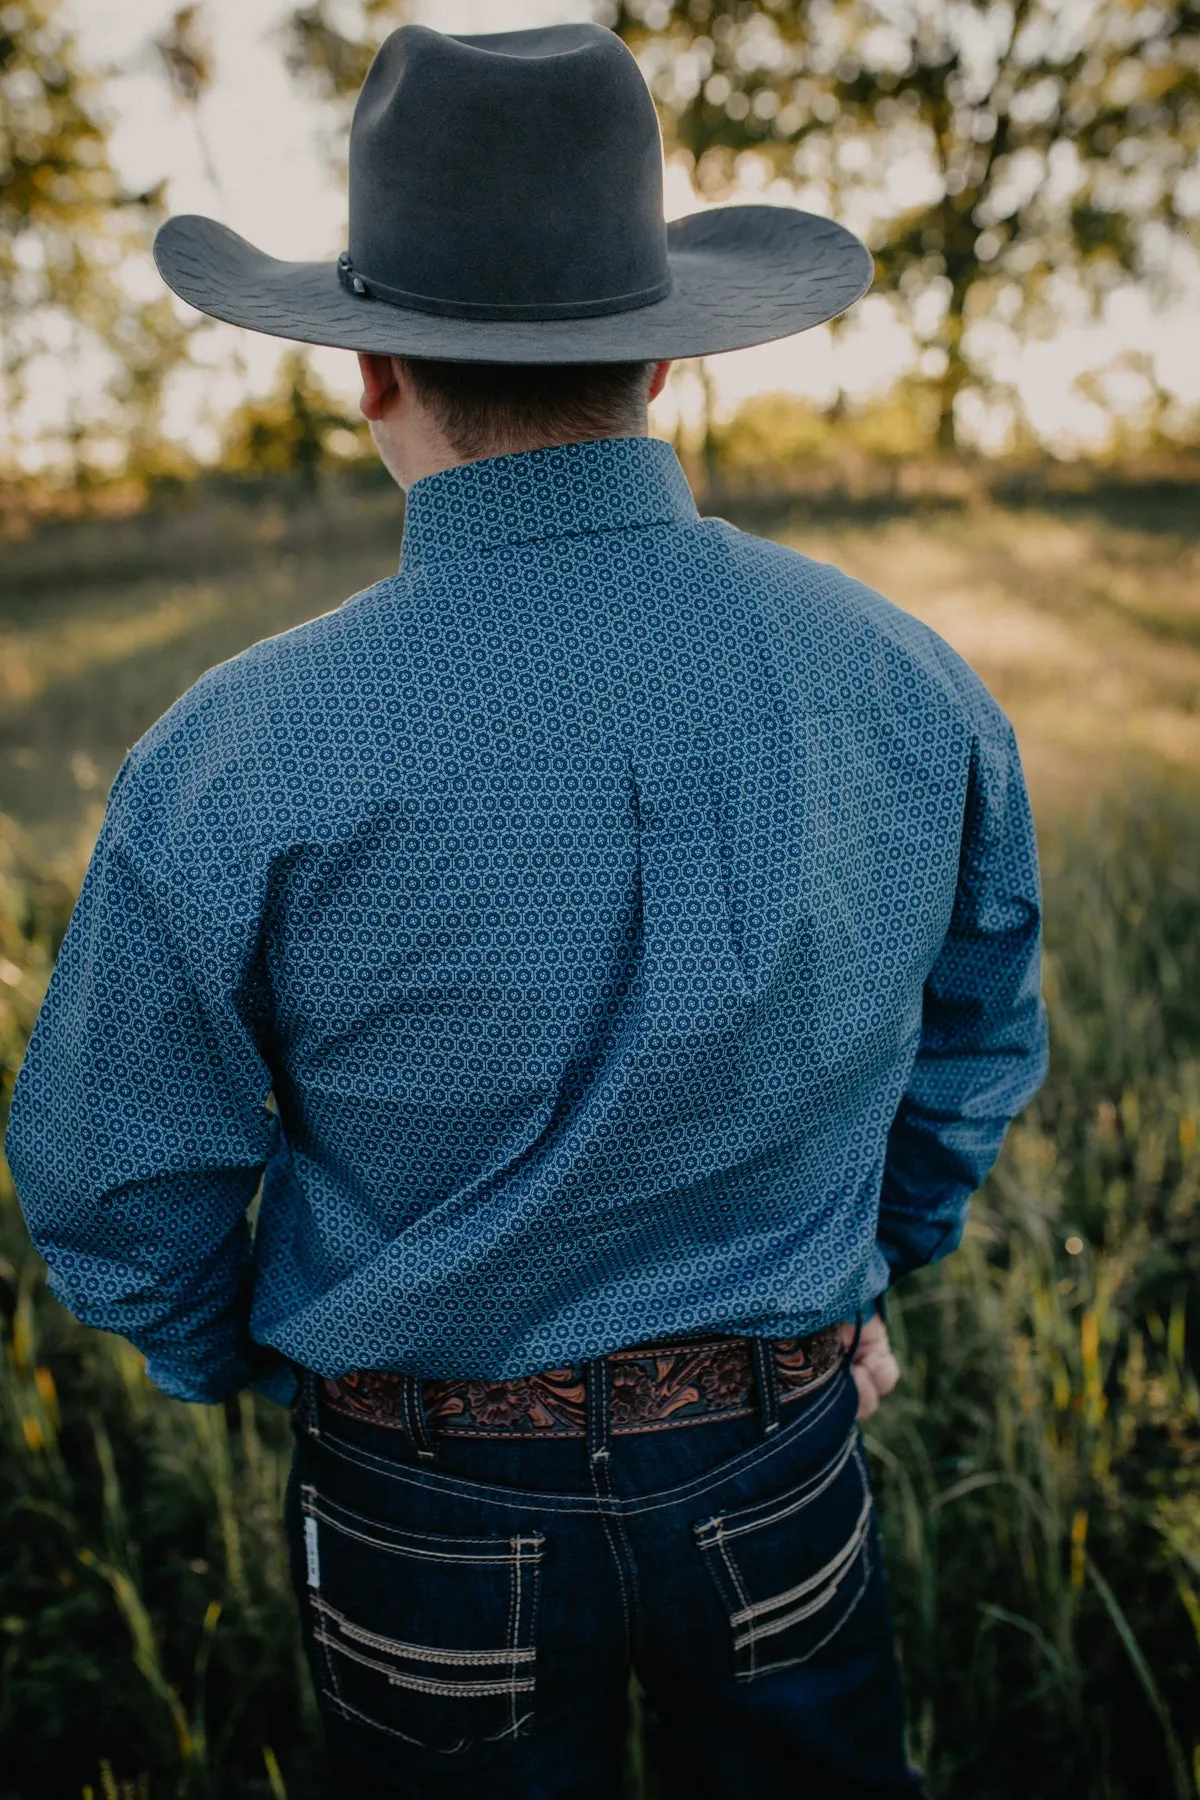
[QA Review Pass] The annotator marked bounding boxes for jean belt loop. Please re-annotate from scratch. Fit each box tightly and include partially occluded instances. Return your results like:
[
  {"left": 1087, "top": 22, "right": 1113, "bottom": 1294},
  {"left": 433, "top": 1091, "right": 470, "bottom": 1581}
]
[
  {"left": 299, "top": 1366, "right": 321, "bottom": 1441},
  {"left": 752, "top": 1337, "right": 782, "bottom": 1437},
  {"left": 847, "top": 1308, "right": 865, "bottom": 1365},
  {"left": 401, "top": 1373, "right": 437, "bottom": 1463},
  {"left": 585, "top": 1356, "right": 612, "bottom": 1468}
]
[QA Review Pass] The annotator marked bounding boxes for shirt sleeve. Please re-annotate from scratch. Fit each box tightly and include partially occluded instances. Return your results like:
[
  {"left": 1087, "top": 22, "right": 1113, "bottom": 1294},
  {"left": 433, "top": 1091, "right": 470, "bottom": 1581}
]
[
  {"left": 5, "top": 756, "right": 280, "bottom": 1404},
  {"left": 877, "top": 705, "right": 1049, "bottom": 1283}
]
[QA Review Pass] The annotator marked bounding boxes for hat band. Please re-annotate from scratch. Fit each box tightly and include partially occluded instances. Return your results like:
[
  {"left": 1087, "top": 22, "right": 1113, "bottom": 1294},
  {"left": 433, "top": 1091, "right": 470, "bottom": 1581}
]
[{"left": 337, "top": 251, "right": 672, "bottom": 322}]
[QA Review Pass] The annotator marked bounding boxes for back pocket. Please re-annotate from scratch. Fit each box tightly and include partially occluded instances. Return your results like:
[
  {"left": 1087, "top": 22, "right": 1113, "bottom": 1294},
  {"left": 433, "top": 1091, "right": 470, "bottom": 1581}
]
[
  {"left": 693, "top": 1427, "right": 873, "bottom": 1681},
  {"left": 300, "top": 1483, "right": 544, "bottom": 1753}
]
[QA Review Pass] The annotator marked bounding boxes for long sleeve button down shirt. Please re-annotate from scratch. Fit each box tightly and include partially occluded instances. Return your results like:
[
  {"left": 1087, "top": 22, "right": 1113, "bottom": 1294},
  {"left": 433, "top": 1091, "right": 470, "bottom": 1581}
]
[{"left": 7, "top": 437, "right": 1048, "bottom": 1403}]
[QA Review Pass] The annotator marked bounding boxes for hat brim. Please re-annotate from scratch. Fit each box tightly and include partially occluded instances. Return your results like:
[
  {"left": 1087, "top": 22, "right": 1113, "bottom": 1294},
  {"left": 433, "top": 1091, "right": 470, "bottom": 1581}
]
[{"left": 154, "top": 205, "right": 872, "bottom": 363}]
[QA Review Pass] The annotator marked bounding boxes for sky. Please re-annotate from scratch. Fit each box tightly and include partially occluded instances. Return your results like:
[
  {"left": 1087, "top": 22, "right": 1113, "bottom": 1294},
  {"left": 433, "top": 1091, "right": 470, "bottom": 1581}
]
[{"left": 28, "top": 0, "right": 1200, "bottom": 465}]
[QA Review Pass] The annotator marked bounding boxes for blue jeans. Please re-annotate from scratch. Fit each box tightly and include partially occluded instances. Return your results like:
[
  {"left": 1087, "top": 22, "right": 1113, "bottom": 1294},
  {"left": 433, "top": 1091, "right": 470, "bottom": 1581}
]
[{"left": 285, "top": 1351, "right": 926, "bottom": 1799}]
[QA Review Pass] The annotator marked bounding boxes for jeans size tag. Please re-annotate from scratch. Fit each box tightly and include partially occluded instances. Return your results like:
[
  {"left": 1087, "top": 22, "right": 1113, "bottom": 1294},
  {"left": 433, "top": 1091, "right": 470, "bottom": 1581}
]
[{"left": 304, "top": 1514, "right": 321, "bottom": 1589}]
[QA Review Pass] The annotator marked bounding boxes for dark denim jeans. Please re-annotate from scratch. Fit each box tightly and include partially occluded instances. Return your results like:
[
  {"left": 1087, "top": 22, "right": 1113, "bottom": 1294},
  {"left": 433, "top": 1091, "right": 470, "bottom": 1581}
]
[{"left": 285, "top": 1351, "right": 926, "bottom": 1800}]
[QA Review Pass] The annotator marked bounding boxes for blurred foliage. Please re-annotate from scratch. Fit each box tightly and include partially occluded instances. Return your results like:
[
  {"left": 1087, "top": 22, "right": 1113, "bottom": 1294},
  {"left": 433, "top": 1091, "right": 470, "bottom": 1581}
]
[
  {"left": 153, "top": 6, "right": 223, "bottom": 208},
  {"left": 0, "top": 0, "right": 192, "bottom": 480},
  {"left": 153, "top": 7, "right": 214, "bottom": 111},
  {"left": 217, "top": 350, "right": 372, "bottom": 489},
  {"left": 276, "top": 0, "right": 1200, "bottom": 457},
  {"left": 707, "top": 380, "right": 946, "bottom": 476},
  {"left": 281, "top": 1, "right": 402, "bottom": 105},
  {"left": 1, "top": 783, "right": 1199, "bottom": 1796},
  {"left": 607, "top": 0, "right": 1200, "bottom": 446},
  {"left": 699, "top": 382, "right": 1200, "bottom": 495}
]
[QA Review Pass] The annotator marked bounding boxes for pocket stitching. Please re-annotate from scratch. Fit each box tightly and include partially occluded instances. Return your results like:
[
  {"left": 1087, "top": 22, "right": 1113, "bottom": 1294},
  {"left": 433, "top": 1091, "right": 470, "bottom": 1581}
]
[
  {"left": 730, "top": 1478, "right": 873, "bottom": 1634},
  {"left": 301, "top": 1491, "right": 543, "bottom": 1753},
  {"left": 735, "top": 1544, "right": 873, "bottom": 1681},
  {"left": 698, "top": 1427, "right": 857, "bottom": 1546},
  {"left": 303, "top": 1485, "right": 540, "bottom": 1563},
  {"left": 311, "top": 1595, "right": 536, "bottom": 1668},
  {"left": 508, "top": 1535, "right": 540, "bottom": 1741},
  {"left": 312, "top": 1557, "right": 347, "bottom": 1723},
  {"left": 714, "top": 1536, "right": 756, "bottom": 1676},
  {"left": 693, "top": 1432, "right": 874, "bottom": 1684},
  {"left": 322, "top": 1685, "right": 470, "bottom": 1752},
  {"left": 508, "top": 1545, "right": 519, "bottom": 1739},
  {"left": 311, "top": 1616, "right": 534, "bottom": 1699}
]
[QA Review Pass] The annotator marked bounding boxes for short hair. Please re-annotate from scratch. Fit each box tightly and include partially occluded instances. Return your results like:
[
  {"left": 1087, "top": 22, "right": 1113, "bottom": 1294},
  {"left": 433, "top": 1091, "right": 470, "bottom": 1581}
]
[{"left": 399, "top": 358, "right": 655, "bottom": 461}]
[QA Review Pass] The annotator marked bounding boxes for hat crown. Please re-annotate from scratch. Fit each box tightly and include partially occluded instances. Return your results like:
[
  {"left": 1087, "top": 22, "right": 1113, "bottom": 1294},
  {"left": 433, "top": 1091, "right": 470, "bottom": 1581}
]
[{"left": 346, "top": 24, "right": 671, "bottom": 324}]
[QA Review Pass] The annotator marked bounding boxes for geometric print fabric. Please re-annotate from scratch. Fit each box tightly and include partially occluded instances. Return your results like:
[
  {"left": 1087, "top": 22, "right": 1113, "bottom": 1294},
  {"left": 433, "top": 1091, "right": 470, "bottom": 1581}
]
[{"left": 7, "top": 437, "right": 1048, "bottom": 1403}]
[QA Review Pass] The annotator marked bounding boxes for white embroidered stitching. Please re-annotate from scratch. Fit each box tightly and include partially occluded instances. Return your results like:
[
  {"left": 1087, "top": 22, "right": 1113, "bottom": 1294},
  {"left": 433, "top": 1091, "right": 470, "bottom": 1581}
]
[
  {"left": 304, "top": 1494, "right": 540, "bottom": 1564},
  {"left": 313, "top": 1629, "right": 536, "bottom": 1698},
  {"left": 310, "top": 1597, "right": 535, "bottom": 1666},
  {"left": 715, "top": 1530, "right": 756, "bottom": 1677},
  {"left": 700, "top": 1426, "right": 858, "bottom": 1545},
  {"left": 733, "top": 1552, "right": 873, "bottom": 1681},
  {"left": 732, "top": 1498, "right": 872, "bottom": 1642}
]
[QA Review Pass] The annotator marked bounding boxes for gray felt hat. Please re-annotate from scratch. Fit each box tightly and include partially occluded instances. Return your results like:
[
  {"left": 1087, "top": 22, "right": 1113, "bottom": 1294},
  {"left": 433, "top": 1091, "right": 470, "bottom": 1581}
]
[{"left": 153, "top": 22, "right": 873, "bottom": 364}]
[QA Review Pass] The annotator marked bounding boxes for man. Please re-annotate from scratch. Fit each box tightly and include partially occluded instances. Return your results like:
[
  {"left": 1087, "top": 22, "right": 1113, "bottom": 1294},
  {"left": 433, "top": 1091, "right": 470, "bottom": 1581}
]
[{"left": 7, "top": 22, "right": 1047, "bottom": 1800}]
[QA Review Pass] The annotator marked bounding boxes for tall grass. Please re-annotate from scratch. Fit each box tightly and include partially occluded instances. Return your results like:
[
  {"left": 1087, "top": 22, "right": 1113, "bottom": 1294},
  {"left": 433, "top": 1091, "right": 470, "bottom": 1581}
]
[
  {"left": 1, "top": 781, "right": 1198, "bottom": 1799},
  {"left": 873, "top": 781, "right": 1200, "bottom": 1797}
]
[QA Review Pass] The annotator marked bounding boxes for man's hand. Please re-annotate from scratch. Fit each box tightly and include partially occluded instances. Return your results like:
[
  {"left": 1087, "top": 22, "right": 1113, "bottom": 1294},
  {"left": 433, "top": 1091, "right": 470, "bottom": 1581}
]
[{"left": 838, "top": 1313, "right": 901, "bottom": 1420}]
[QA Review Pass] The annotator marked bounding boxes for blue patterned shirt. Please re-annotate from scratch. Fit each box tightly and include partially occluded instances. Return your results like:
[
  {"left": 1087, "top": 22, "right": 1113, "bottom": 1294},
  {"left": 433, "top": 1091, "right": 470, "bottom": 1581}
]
[{"left": 7, "top": 438, "right": 1047, "bottom": 1404}]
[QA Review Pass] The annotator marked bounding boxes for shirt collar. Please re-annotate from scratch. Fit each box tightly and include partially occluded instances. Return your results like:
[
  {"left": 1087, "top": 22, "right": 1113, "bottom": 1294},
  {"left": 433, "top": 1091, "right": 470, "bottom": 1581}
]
[{"left": 399, "top": 436, "right": 699, "bottom": 569}]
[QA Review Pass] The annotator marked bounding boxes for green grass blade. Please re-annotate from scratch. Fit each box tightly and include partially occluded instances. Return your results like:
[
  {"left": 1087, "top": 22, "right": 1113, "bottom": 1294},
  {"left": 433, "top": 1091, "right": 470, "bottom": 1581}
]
[{"left": 1086, "top": 1554, "right": 1194, "bottom": 1800}]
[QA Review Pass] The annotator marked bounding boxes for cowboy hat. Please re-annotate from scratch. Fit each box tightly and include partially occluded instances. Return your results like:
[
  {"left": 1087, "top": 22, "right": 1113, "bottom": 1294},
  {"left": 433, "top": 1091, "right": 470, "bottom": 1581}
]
[{"left": 153, "top": 22, "right": 872, "bottom": 363}]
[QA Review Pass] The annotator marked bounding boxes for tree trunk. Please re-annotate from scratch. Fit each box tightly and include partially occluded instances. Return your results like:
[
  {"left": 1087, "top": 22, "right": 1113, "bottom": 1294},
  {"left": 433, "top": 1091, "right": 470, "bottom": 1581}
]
[
  {"left": 936, "top": 311, "right": 969, "bottom": 453},
  {"left": 936, "top": 390, "right": 957, "bottom": 452},
  {"left": 699, "top": 359, "right": 721, "bottom": 503}
]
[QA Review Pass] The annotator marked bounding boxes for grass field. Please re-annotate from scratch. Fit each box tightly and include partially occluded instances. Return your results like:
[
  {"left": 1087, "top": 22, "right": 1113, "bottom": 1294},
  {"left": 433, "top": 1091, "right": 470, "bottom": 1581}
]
[
  {"left": 2, "top": 480, "right": 1198, "bottom": 856},
  {"left": 1, "top": 480, "right": 1198, "bottom": 1798}
]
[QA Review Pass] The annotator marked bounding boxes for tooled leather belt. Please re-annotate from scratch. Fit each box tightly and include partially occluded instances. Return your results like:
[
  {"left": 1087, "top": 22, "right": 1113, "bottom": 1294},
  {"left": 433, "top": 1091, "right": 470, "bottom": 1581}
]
[{"left": 319, "top": 1324, "right": 843, "bottom": 1438}]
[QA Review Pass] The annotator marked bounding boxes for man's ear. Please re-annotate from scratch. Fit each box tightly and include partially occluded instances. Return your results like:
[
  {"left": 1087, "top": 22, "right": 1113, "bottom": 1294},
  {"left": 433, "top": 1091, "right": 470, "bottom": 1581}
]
[
  {"left": 648, "top": 360, "right": 673, "bottom": 403},
  {"left": 358, "top": 352, "right": 401, "bottom": 421}
]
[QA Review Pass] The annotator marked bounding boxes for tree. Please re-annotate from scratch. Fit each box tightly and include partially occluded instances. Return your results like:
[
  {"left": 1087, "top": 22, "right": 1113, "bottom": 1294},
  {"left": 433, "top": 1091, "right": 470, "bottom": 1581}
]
[
  {"left": 275, "top": 0, "right": 1199, "bottom": 451},
  {"left": 218, "top": 348, "right": 370, "bottom": 488},
  {"left": 282, "top": 2, "right": 401, "bottom": 108},
  {"left": 154, "top": 6, "right": 221, "bottom": 198},
  {"left": 606, "top": 0, "right": 1200, "bottom": 447},
  {"left": 0, "top": 0, "right": 191, "bottom": 481}
]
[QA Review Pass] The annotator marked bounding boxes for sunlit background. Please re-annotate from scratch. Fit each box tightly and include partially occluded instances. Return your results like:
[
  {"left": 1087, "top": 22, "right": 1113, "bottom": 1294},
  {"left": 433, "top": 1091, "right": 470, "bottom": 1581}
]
[{"left": 6, "top": 0, "right": 1199, "bottom": 476}]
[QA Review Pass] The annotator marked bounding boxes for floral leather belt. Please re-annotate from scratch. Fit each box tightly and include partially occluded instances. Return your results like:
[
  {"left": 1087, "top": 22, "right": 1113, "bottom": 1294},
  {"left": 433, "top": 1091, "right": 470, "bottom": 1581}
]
[{"left": 319, "top": 1324, "right": 843, "bottom": 1439}]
